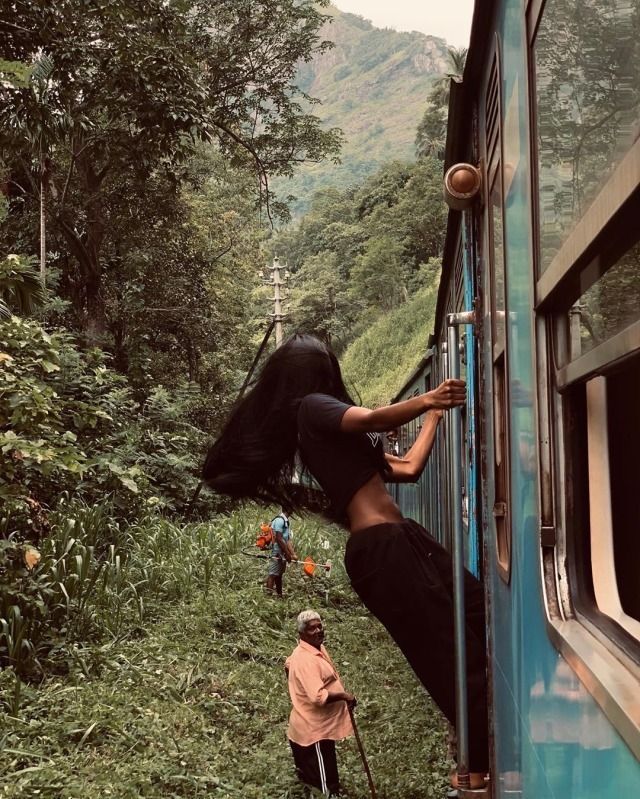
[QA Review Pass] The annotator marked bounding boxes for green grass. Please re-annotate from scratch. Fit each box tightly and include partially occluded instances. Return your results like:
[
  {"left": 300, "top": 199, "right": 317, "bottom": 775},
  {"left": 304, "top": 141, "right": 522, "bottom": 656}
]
[{"left": 1, "top": 508, "right": 449, "bottom": 798}]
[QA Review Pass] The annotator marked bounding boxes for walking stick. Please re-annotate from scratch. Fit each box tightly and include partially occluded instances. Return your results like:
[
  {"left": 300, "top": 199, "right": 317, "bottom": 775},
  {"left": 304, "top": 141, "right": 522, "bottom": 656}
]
[{"left": 348, "top": 705, "right": 377, "bottom": 799}]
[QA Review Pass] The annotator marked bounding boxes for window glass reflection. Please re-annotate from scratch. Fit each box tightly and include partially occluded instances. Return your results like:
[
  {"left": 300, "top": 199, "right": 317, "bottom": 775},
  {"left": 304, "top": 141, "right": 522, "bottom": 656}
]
[
  {"left": 536, "top": 0, "right": 640, "bottom": 271},
  {"left": 568, "top": 239, "right": 640, "bottom": 358}
]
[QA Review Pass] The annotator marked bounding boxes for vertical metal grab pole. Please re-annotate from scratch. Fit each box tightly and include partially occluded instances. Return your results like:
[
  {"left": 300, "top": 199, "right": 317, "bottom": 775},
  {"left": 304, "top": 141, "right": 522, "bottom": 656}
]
[
  {"left": 447, "top": 310, "right": 475, "bottom": 791},
  {"left": 442, "top": 342, "right": 451, "bottom": 551}
]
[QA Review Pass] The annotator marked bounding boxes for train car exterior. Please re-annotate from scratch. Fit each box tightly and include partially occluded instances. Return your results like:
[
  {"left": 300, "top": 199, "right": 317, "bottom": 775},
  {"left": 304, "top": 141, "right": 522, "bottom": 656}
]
[{"left": 392, "top": 1, "right": 640, "bottom": 797}]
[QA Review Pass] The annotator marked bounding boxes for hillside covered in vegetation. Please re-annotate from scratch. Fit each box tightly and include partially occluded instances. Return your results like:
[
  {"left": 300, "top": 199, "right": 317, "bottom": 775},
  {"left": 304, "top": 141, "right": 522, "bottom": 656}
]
[
  {"left": 341, "top": 280, "right": 439, "bottom": 407},
  {"left": 273, "top": 4, "right": 450, "bottom": 214}
]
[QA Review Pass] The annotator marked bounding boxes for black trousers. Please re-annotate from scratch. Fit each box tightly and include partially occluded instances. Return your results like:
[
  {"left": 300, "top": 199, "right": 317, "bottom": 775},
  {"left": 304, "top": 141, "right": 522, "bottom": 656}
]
[
  {"left": 289, "top": 738, "right": 340, "bottom": 796},
  {"left": 344, "top": 519, "right": 489, "bottom": 773}
]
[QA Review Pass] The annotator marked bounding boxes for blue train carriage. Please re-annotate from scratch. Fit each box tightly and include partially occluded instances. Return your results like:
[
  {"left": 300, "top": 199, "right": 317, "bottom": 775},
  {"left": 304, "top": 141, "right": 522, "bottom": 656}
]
[{"left": 391, "top": 0, "right": 640, "bottom": 796}]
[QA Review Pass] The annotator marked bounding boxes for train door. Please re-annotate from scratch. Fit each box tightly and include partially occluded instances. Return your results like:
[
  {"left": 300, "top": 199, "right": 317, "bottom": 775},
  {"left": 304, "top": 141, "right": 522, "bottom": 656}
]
[{"left": 441, "top": 222, "right": 490, "bottom": 793}]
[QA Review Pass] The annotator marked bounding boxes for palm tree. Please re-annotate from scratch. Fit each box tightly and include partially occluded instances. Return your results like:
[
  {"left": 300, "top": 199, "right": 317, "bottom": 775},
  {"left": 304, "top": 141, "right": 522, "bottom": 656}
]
[
  {"left": 415, "top": 47, "right": 468, "bottom": 160},
  {"left": 415, "top": 104, "right": 447, "bottom": 159},
  {"left": 428, "top": 46, "right": 468, "bottom": 108}
]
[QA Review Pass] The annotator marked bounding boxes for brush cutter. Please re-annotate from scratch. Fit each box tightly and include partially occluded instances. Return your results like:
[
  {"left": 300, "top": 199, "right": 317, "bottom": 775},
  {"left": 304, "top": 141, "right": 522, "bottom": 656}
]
[{"left": 241, "top": 548, "right": 332, "bottom": 577}]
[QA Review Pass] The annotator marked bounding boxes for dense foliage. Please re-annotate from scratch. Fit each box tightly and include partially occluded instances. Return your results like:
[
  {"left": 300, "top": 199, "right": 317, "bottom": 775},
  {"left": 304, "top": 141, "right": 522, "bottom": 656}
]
[
  {"left": 341, "top": 279, "right": 440, "bottom": 407},
  {"left": 0, "top": 0, "right": 340, "bottom": 344},
  {"left": 0, "top": 254, "right": 46, "bottom": 318},
  {"left": 0, "top": 314, "right": 216, "bottom": 529}
]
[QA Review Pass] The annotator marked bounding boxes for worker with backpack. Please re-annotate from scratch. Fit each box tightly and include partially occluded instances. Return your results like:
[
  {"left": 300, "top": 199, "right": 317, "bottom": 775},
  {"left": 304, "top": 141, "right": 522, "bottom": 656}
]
[{"left": 266, "top": 510, "right": 297, "bottom": 598}]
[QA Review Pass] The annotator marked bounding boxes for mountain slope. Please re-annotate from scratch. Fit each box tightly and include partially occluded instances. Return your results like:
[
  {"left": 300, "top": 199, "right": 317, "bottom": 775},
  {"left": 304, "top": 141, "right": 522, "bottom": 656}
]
[{"left": 275, "top": 4, "right": 449, "bottom": 215}]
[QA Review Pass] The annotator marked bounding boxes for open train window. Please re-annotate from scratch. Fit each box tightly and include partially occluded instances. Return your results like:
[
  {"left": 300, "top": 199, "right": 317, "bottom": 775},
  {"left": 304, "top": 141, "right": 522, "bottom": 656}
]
[
  {"left": 485, "top": 48, "right": 512, "bottom": 582},
  {"left": 566, "top": 237, "right": 640, "bottom": 366},
  {"left": 554, "top": 209, "right": 640, "bottom": 656},
  {"left": 584, "top": 366, "right": 640, "bottom": 636}
]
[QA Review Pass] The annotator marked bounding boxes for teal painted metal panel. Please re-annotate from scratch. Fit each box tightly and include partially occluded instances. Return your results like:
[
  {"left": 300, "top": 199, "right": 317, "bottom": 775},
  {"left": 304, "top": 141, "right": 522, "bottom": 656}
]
[{"left": 487, "top": 1, "right": 640, "bottom": 797}]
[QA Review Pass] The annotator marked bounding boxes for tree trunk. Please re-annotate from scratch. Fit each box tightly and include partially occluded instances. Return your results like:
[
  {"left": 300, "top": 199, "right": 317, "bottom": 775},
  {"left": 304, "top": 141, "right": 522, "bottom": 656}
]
[
  {"left": 84, "top": 268, "right": 107, "bottom": 345},
  {"left": 185, "top": 336, "right": 199, "bottom": 382},
  {"left": 57, "top": 153, "right": 109, "bottom": 343}
]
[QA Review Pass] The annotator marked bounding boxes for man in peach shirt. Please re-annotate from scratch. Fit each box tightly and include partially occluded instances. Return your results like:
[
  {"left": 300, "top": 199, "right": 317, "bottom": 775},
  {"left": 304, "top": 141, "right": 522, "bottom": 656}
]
[{"left": 285, "top": 610, "right": 355, "bottom": 796}]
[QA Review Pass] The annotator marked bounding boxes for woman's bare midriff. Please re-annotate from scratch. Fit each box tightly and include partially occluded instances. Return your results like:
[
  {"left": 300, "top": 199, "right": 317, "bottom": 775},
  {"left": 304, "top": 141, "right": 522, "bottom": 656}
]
[{"left": 345, "top": 473, "right": 404, "bottom": 533}]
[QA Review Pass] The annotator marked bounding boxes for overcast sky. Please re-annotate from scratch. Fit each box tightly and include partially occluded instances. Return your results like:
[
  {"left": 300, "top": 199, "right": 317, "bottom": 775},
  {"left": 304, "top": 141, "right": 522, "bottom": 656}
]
[{"left": 333, "top": 1, "right": 475, "bottom": 47}]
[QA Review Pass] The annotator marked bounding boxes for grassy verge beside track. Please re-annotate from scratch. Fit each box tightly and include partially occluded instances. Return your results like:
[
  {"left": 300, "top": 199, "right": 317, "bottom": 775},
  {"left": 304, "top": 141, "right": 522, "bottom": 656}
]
[{"left": 1, "top": 508, "right": 448, "bottom": 799}]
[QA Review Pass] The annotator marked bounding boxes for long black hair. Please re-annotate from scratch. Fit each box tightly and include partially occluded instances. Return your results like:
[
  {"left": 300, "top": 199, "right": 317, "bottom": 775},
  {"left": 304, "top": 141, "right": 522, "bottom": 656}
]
[{"left": 202, "top": 334, "right": 355, "bottom": 513}]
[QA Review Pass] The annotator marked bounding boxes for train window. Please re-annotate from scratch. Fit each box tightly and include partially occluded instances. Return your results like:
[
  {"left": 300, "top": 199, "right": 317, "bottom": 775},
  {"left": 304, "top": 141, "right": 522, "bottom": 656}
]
[
  {"left": 537, "top": 194, "right": 640, "bottom": 662},
  {"left": 566, "top": 358, "right": 640, "bottom": 644},
  {"left": 534, "top": 192, "right": 640, "bottom": 651},
  {"left": 561, "top": 222, "right": 640, "bottom": 647},
  {"left": 534, "top": 0, "right": 640, "bottom": 273},
  {"left": 531, "top": 0, "right": 640, "bottom": 750}
]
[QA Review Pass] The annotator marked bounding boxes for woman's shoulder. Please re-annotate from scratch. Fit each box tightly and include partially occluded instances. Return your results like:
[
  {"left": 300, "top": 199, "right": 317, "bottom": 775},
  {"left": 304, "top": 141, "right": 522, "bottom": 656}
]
[
  {"left": 298, "top": 394, "right": 327, "bottom": 428},
  {"left": 299, "top": 392, "right": 334, "bottom": 408},
  {"left": 300, "top": 393, "right": 354, "bottom": 415},
  {"left": 298, "top": 393, "right": 353, "bottom": 434}
]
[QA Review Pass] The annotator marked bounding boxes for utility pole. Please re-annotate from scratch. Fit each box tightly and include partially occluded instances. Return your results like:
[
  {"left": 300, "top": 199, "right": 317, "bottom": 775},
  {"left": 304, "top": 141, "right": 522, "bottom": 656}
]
[{"left": 269, "top": 256, "right": 287, "bottom": 347}]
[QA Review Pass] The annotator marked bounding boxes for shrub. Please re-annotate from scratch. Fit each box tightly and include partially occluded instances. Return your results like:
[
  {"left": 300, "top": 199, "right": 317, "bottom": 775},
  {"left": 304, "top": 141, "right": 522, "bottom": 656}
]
[
  {"left": 0, "top": 316, "right": 142, "bottom": 526},
  {"left": 0, "top": 502, "right": 253, "bottom": 678},
  {"left": 0, "top": 504, "right": 129, "bottom": 677},
  {"left": 0, "top": 316, "right": 213, "bottom": 533}
]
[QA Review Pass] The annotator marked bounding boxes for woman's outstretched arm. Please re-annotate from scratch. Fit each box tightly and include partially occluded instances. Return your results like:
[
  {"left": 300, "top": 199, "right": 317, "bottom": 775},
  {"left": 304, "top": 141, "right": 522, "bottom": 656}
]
[
  {"left": 340, "top": 379, "right": 466, "bottom": 433},
  {"left": 384, "top": 410, "right": 443, "bottom": 482}
]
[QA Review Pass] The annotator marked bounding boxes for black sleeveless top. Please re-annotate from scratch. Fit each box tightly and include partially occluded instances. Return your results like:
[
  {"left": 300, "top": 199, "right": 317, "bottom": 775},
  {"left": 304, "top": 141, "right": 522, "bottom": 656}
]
[{"left": 297, "top": 393, "right": 388, "bottom": 518}]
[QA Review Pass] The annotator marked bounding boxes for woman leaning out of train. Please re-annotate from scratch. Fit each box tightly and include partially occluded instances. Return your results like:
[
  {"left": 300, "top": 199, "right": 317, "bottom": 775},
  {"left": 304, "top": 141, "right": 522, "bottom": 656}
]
[{"left": 203, "top": 333, "right": 489, "bottom": 790}]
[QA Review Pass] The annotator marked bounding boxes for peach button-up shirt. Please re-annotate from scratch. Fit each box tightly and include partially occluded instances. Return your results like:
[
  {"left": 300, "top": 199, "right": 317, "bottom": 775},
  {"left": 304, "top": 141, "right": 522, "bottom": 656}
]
[{"left": 285, "top": 640, "right": 353, "bottom": 746}]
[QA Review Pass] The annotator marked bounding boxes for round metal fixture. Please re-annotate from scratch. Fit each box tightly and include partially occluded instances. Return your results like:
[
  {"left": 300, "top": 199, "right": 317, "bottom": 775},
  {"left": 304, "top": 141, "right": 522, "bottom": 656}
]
[{"left": 443, "top": 163, "right": 482, "bottom": 210}]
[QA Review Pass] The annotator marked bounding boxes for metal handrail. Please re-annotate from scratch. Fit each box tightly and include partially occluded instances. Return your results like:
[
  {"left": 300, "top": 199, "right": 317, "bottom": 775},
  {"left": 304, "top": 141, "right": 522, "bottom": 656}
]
[{"left": 447, "top": 310, "right": 476, "bottom": 791}]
